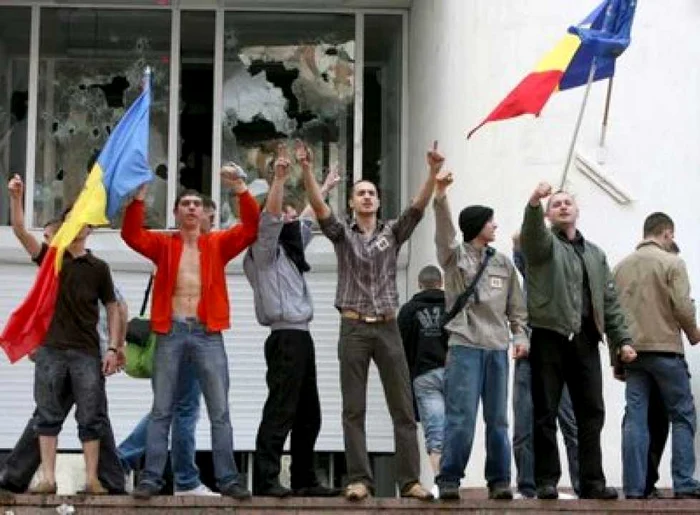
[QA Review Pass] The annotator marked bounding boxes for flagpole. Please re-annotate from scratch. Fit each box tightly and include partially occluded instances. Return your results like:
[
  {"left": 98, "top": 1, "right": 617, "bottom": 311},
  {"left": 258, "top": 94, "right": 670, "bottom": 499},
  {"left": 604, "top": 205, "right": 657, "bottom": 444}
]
[
  {"left": 596, "top": 77, "right": 614, "bottom": 162},
  {"left": 559, "top": 59, "right": 597, "bottom": 190}
]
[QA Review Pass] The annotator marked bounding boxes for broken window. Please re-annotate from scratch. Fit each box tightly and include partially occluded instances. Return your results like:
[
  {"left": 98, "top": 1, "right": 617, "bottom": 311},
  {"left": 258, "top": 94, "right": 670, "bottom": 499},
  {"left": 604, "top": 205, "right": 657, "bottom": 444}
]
[
  {"left": 219, "top": 12, "right": 355, "bottom": 225},
  {"left": 0, "top": 7, "right": 31, "bottom": 226},
  {"left": 34, "top": 8, "right": 171, "bottom": 228}
]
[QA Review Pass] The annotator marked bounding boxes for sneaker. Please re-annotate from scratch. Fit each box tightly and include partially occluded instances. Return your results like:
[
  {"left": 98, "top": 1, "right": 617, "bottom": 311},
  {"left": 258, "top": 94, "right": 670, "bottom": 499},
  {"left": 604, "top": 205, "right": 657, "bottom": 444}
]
[
  {"left": 580, "top": 486, "right": 618, "bottom": 500},
  {"left": 536, "top": 485, "right": 558, "bottom": 500},
  {"left": 175, "top": 484, "right": 221, "bottom": 497},
  {"left": 558, "top": 491, "right": 578, "bottom": 500},
  {"left": 430, "top": 484, "right": 440, "bottom": 500},
  {"left": 293, "top": 484, "right": 342, "bottom": 497},
  {"left": 0, "top": 485, "right": 13, "bottom": 501},
  {"left": 29, "top": 480, "right": 57, "bottom": 495},
  {"left": 133, "top": 482, "right": 160, "bottom": 500},
  {"left": 438, "top": 484, "right": 460, "bottom": 501},
  {"left": 220, "top": 482, "right": 252, "bottom": 500},
  {"left": 256, "top": 483, "right": 292, "bottom": 498},
  {"left": 345, "top": 482, "right": 370, "bottom": 501},
  {"left": 400, "top": 482, "right": 434, "bottom": 501},
  {"left": 488, "top": 484, "right": 513, "bottom": 500},
  {"left": 516, "top": 488, "right": 536, "bottom": 499},
  {"left": 646, "top": 488, "right": 661, "bottom": 499},
  {"left": 124, "top": 471, "right": 134, "bottom": 494}
]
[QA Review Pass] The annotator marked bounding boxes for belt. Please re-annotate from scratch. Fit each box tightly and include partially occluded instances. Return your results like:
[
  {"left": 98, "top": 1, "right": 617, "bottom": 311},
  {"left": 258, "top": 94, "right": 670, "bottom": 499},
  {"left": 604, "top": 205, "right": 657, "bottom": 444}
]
[{"left": 341, "top": 310, "right": 395, "bottom": 323}]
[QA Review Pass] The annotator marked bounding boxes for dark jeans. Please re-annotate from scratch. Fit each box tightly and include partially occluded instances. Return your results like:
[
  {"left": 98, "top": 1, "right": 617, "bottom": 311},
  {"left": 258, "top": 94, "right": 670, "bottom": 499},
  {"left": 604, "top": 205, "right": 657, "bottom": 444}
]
[
  {"left": 338, "top": 318, "right": 420, "bottom": 491},
  {"left": 512, "top": 358, "right": 580, "bottom": 495},
  {"left": 34, "top": 346, "right": 105, "bottom": 441},
  {"left": 529, "top": 327, "right": 606, "bottom": 493},
  {"left": 0, "top": 400, "right": 124, "bottom": 493},
  {"left": 645, "top": 381, "right": 669, "bottom": 494},
  {"left": 622, "top": 354, "right": 699, "bottom": 496},
  {"left": 254, "top": 329, "right": 321, "bottom": 492}
]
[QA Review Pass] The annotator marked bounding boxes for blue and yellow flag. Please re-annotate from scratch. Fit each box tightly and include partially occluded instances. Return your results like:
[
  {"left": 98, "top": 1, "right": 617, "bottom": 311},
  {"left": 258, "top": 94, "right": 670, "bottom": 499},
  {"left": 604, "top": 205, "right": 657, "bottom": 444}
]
[{"left": 1, "top": 71, "right": 154, "bottom": 363}]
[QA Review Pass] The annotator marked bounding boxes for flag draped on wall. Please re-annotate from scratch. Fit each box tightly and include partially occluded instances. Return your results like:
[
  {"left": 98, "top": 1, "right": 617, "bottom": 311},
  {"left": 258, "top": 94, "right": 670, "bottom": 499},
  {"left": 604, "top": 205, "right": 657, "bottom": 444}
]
[
  {"left": 467, "top": 0, "right": 637, "bottom": 139},
  {"left": 0, "top": 72, "right": 153, "bottom": 363}
]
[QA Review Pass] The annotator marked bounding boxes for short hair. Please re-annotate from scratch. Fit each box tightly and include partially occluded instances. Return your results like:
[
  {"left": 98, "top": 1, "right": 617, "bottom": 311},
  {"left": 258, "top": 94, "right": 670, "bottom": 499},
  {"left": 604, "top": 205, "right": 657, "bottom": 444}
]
[
  {"left": 545, "top": 190, "right": 574, "bottom": 211},
  {"left": 418, "top": 265, "right": 442, "bottom": 289},
  {"left": 43, "top": 217, "right": 61, "bottom": 230},
  {"left": 669, "top": 241, "right": 680, "bottom": 254},
  {"left": 351, "top": 179, "right": 379, "bottom": 196},
  {"left": 643, "top": 212, "right": 674, "bottom": 237},
  {"left": 173, "top": 189, "right": 203, "bottom": 211}
]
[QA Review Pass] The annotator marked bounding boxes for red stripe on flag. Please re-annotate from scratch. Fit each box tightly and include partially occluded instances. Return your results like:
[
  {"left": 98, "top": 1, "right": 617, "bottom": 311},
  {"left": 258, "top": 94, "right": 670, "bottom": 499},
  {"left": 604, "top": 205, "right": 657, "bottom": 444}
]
[
  {"left": 467, "top": 70, "right": 564, "bottom": 139},
  {"left": 0, "top": 247, "right": 60, "bottom": 363}
]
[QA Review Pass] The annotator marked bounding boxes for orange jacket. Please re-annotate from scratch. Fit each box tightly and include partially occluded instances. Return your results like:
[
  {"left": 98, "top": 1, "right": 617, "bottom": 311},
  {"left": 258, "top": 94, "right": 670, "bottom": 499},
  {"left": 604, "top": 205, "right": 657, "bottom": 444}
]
[{"left": 121, "top": 192, "right": 259, "bottom": 334}]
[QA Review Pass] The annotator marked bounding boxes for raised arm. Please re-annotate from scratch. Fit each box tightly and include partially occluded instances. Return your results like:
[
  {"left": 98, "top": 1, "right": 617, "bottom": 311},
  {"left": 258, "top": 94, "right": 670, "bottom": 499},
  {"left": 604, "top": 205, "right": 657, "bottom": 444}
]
[
  {"left": 521, "top": 182, "right": 555, "bottom": 266},
  {"left": 297, "top": 140, "right": 331, "bottom": 221},
  {"left": 217, "top": 174, "right": 260, "bottom": 262},
  {"left": 299, "top": 165, "right": 341, "bottom": 220},
  {"left": 410, "top": 141, "right": 443, "bottom": 212},
  {"left": 433, "top": 170, "right": 459, "bottom": 269},
  {"left": 250, "top": 147, "right": 291, "bottom": 265},
  {"left": 121, "top": 184, "right": 167, "bottom": 262},
  {"left": 8, "top": 174, "right": 42, "bottom": 259}
]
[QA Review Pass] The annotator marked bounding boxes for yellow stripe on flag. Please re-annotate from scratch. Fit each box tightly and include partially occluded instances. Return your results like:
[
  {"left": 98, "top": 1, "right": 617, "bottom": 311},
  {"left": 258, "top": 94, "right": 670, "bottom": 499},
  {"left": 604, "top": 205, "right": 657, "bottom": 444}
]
[
  {"left": 533, "top": 34, "right": 581, "bottom": 73},
  {"left": 51, "top": 163, "right": 109, "bottom": 272}
]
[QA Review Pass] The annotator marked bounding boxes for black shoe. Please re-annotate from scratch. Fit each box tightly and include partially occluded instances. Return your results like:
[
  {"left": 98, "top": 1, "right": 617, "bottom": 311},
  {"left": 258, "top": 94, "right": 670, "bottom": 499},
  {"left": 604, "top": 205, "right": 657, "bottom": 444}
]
[
  {"left": 132, "top": 482, "right": 160, "bottom": 500},
  {"left": 580, "top": 486, "right": 618, "bottom": 500},
  {"left": 645, "top": 487, "right": 661, "bottom": 499},
  {"left": 0, "top": 485, "right": 13, "bottom": 501},
  {"left": 438, "top": 484, "right": 460, "bottom": 500},
  {"left": 674, "top": 488, "right": 700, "bottom": 499},
  {"left": 257, "top": 483, "right": 291, "bottom": 498},
  {"left": 518, "top": 488, "right": 536, "bottom": 499},
  {"left": 489, "top": 484, "right": 513, "bottom": 500},
  {"left": 221, "top": 482, "right": 253, "bottom": 500},
  {"left": 294, "top": 484, "right": 342, "bottom": 497},
  {"left": 537, "top": 485, "right": 559, "bottom": 500},
  {"left": 626, "top": 494, "right": 646, "bottom": 499}
]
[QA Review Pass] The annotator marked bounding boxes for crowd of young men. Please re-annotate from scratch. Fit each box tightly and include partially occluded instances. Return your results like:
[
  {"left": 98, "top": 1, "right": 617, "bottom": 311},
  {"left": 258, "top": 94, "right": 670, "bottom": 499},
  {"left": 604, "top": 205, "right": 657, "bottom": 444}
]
[{"left": 1, "top": 142, "right": 700, "bottom": 502}]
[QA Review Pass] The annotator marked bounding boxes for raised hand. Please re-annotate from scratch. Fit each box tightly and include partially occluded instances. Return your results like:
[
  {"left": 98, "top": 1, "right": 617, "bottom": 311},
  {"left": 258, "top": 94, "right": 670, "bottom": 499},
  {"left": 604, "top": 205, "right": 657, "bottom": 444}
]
[
  {"left": 435, "top": 169, "right": 453, "bottom": 197},
  {"left": 321, "top": 165, "right": 342, "bottom": 194},
  {"left": 426, "top": 140, "right": 445, "bottom": 175},
  {"left": 221, "top": 162, "right": 248, "bottom": 193},
  {"left": 529, "top": 181, "right": 552, "bottom": 206},
  {"left": 294, "top": 139, "right": 313, "bottom": 169},
  {"left": 274, "top": 143, "right": 292, "bottom": 181},
  {"left": 8, "top": 174, "right": 23, "bottom": 200}
]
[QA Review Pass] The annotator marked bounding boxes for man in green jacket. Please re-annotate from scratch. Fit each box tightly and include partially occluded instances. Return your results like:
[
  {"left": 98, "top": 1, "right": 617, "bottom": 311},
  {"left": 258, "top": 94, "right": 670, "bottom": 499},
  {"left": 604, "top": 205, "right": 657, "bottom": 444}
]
[{"left": 520, "top": 182, "right": 636, "bottom": 500}]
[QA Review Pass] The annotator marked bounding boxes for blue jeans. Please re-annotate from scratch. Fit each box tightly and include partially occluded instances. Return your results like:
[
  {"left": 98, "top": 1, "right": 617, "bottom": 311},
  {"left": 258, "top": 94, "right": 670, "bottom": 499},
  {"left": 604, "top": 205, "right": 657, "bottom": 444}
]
[
  {"left": 139, "top": 319, "right": 241, "bottom": 490},
  {"left": 437, "top": 346, "right": 510, "bottom": 489},
  {"left": 413, "top": 367, "right": 446, "bottom": 454},
  {"left": 118, "top": 358, "right": 202, "bottom": 491},
  {"left": 512, "top": 358, "right": 580, "bottom": 495},
  {"left": 623, "top": 354, "right": 700, "bottom": 496}
]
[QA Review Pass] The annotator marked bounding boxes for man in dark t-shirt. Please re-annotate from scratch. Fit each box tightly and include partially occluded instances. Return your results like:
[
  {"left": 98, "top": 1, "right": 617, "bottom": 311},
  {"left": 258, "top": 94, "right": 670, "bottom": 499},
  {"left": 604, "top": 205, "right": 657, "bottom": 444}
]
[{"left": 6, "top": 174, "right": 121, "bottom": 495}]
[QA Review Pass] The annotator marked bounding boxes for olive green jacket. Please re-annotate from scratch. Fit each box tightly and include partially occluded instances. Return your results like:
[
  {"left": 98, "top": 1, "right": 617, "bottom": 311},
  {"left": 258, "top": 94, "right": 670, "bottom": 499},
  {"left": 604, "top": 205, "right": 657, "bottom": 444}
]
[{"left": 520, "top": 203, "right": 631, "bottom": 353}]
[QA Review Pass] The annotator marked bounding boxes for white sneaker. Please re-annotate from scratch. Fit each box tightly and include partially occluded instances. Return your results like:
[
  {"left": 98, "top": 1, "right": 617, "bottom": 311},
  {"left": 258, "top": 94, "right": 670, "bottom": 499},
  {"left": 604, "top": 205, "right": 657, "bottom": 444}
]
[
  {"left": 124, "top": 471, "right": 134, "bottom": 494},
  {"left": 558, "top": 492, "right": 577, "bottom": 500},
  {"left": 175, "top": 484, "right": 221, "bottom": 496},
  {"left": 431, "top": 484, "right": 440, "bottom": 500}
]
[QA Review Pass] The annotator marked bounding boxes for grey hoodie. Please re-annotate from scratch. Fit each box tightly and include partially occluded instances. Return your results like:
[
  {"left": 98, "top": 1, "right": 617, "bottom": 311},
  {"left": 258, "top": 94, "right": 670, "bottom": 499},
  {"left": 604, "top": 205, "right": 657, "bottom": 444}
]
[{"left": 243, "top": 212, "right": 314, "bottom": 331}]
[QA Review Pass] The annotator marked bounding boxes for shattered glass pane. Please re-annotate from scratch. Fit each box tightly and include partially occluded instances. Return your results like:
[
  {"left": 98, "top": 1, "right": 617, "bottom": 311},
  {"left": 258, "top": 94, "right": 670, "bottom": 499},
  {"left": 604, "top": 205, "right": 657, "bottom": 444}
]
[
  {"left": 34, "top": 8, "right": 171, "bottom": 228},
  {"left": 220, "top": 13, "right": 354, "bottom": 225}
]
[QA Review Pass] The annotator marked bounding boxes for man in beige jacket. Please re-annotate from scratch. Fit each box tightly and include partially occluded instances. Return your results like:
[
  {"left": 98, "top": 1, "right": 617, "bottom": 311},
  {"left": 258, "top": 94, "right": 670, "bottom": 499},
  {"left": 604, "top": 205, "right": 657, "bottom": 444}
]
[{"left": 614, "top": 212, "right": 700, "bottom": 499}]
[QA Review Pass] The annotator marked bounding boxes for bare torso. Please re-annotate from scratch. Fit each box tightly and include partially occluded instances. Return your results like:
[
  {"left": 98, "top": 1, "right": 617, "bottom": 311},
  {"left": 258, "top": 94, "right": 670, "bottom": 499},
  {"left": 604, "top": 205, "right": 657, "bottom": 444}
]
[{"left": 172, "top": 241, "right": 201, "bottom": 317}]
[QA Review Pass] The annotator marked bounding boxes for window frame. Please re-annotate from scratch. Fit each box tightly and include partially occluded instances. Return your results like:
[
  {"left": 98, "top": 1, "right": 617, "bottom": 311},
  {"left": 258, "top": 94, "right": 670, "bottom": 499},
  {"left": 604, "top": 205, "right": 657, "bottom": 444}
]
[{"left": 14, "top": 2, "right": 408, "bottom": 233}]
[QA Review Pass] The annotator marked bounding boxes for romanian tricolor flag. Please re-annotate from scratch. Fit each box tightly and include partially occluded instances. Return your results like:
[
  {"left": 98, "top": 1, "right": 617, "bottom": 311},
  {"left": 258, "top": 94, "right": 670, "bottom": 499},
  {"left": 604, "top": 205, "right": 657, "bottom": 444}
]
[
  {"left": 467, "top": 0, "right": 636, "bottom": 139},
  {"left": 0, "top": 72, "right": 153, "bottom": 363}
]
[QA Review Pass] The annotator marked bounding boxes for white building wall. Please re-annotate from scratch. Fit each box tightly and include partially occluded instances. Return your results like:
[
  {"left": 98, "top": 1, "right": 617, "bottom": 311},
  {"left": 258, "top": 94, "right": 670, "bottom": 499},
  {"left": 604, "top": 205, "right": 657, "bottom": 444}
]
[{"left": 408, "top": 0, "right": 700, "bottom": 489}]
